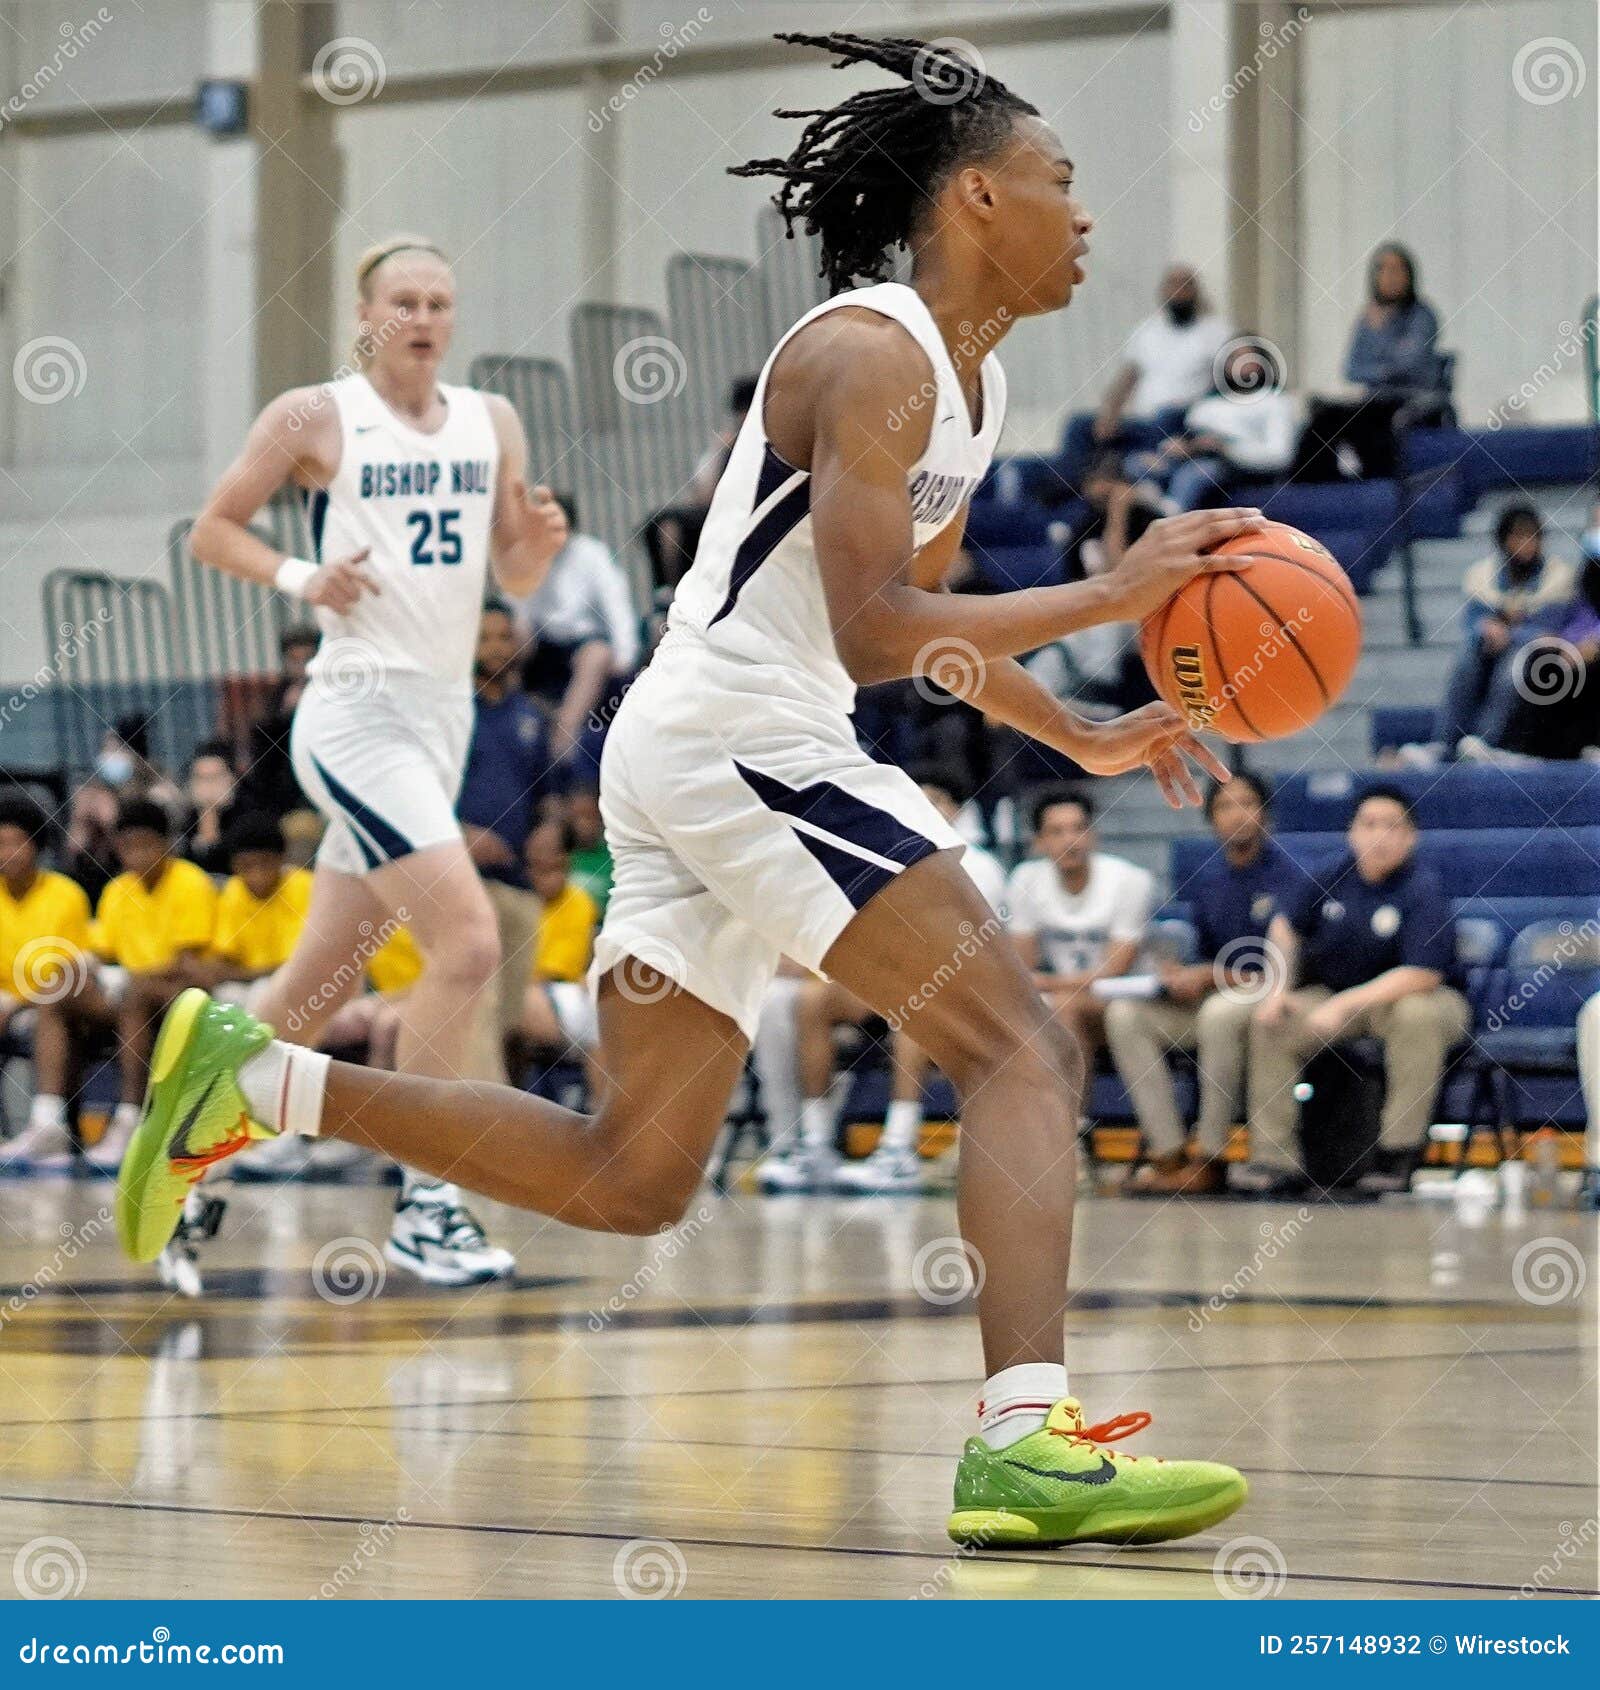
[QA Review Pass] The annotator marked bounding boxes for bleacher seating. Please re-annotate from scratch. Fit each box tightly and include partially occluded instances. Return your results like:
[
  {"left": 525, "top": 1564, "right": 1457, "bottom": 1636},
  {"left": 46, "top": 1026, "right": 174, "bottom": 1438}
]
[{"left": 1267, "top": 763, "right": 1600, "bottom": 834}]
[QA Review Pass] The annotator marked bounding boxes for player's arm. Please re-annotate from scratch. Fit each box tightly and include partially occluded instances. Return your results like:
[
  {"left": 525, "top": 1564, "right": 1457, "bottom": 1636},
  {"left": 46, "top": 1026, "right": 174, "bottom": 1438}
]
[
  {"left": 486, "top": 395, "right": 569, "bottom": 596},
  {"left": 191, "top": 390, "right": 377, "bottom": 613}
]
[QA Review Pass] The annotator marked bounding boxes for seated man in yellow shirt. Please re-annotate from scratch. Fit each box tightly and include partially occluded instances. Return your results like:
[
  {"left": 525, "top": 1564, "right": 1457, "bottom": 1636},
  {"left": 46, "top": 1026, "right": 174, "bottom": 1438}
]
[
  {"left": 515, "top": 822, "right": 601, "bottom": 1092},
  {"left": 193, "top": 814, "right": 313, "bottom": 1011},
  {"left": 0, "top": 795, "right": 94, "bottom": 1169},
  {"left": 64, "top": 800, "right": 218, "bottom": 1172}
]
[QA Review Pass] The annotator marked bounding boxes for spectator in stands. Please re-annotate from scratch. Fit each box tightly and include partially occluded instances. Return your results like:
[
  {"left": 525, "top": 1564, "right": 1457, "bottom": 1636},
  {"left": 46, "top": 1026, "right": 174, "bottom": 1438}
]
[
  {"left": 94, "top": 714, "right": 184, "bottom": 815},
  {"left": 1300, "top": 244, "right": 1448, "bottom": 479},
  {"left": 236, "top": 625, "right": 321, "bottom": 830},
  {"left": 1480, "top": 529, "right": 1600, "bottom": 764},
  {"left": 838, "top": 767, "right": 1011, "bottom": 1195},
  {"left": 36, "top": 801, "right": 218, "bottom": 1175},
  {"left": 60, "top": 777, "right": 120, "bottom": 910},
  {"left": 514, "top": 821, "right": 602, "bottom": 1093},
  {"left": 507, "top": 497, "right": 640, "bottom": 766},
  {"left": 178, "top": 739, "right": 241, "bottom": 876},
  {"left": 0, "top": 794, "right": 93, "bottom": 1168},
  {"left": 195, "top": 813, "right": 313, "bottom": 1005},
  {"left": 458, "top": 600, "right": 558, "bottom": 1082},
  {"left": 1125, "top": 338, "right": 1300, "bottom": 512},
  {"left": 1006, "top": 789, "right": 1155, "bottom": 1076},
  {"left": 1241, "top": 786, "right": 1468, "bottom": 1198},
  {"left": 1105, "top": 774, "right": 1313, "bottom": 1196},
  {"left": 1064, "top": 266, "right": 1233, "bottom": 476},
  {"left": 1424, "top": 504, "right": 1575, "bottom": 758},
  {"left": 645, "top": 375, "right": 758, "bottom": 591},
  {"left": 564, "top": 780, "right": 613, "bottom": 913}
]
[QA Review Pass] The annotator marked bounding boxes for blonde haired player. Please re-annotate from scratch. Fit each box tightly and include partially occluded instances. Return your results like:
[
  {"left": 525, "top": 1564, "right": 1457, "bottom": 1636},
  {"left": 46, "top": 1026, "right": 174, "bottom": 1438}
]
[{"left": 184, "top": 235, "right": 567, "bottom": 1283}]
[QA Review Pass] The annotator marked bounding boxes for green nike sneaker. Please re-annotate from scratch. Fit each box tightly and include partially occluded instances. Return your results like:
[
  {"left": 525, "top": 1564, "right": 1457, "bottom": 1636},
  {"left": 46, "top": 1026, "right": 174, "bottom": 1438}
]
[
  {"left": 116, "top": 988, "right": 278, "bottom": 1263},
  {"left": 947, "top": 1397, "right": 1247, "bottom": 1547}
]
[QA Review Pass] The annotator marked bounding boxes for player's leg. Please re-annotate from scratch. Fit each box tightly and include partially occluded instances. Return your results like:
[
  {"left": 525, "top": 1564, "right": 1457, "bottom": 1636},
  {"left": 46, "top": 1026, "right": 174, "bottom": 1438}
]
[
  {"left": 1105, "top": 996, "right": 1209, "bottom": 1194},
  {"left": 4, "top": 974, "right": 116, "bottom": 1167},
  {"left": 817, "top": 849, "right": 1246, "bottom": 1546},
  {"left": 834, "top": 1026, "right": 932, "bottom": 1195},
  {"left": 113, "top": 968, "right": 749, "bottom": 1261},
  {"left": 759, "top": 977, "right": 862, "bottom": 1192}
]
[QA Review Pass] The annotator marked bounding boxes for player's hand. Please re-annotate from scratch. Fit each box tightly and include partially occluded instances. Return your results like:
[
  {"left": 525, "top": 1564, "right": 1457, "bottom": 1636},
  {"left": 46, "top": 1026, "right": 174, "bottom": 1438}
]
[
  {"left": 503, "top": 479, "right": 568, "bottom": 564},
  {"left": 1253, "top": 992, "right": 1291, "bottom": 1028},
  {"left": 304, "top": 548, "right": 378, "bottom": 612},
  {"left": 1067, "top": 701, "right": 1231, "bottom": 807},
  {"left": 1101, "top": 508, "right": 1269, "bottom": 624}
]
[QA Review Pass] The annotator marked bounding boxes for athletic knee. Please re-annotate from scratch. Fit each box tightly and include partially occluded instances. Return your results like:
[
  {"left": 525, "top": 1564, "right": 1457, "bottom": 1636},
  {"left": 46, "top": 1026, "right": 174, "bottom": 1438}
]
[
  {"left": 424, "top": 921, "right": 501, "bottom": 991},
  {"left": 934, "top": 999, "right": 1075, "bottom": 1107}
]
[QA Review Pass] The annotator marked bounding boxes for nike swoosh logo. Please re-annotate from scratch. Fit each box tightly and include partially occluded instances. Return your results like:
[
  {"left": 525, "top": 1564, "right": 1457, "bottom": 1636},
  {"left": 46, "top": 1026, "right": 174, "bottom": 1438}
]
[
  {"left": 168, "top": 1074, "right": 220, "bottom": 1161},
  {"left": 1002, "top": 1455, "right": 1117, "bottom": 1485}
]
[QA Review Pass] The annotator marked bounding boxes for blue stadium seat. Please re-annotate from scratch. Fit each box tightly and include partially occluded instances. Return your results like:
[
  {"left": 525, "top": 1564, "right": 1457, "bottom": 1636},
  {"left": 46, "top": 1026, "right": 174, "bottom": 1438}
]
[
  {"left": 963, "top": 499, "right": 1052, "bottom": 549},
  {"left": 1170, "top": 827, "right": 1600, "bottom": 902},
  {"left": 966, "top": 543, "right": 1063, "bottom": 592},
  {"left": 1370, "top": 706, "right": 1436, "bottom": 755},
  {"left": 1399, "top": 423, "right": 1600, "bottom": 500},
  {"left": 1268, "top": 763, "right": 1600, "bottom": 834}
]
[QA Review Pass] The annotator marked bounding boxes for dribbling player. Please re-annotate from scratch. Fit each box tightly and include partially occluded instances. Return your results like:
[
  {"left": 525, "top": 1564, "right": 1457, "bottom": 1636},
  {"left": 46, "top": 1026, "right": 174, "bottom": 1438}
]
[
  {"left": 123, "top": 40, "right": 1260, "bottom": 1542},
  {"left": 182, "top": 235, "right": 568, "bottom": 1284}
]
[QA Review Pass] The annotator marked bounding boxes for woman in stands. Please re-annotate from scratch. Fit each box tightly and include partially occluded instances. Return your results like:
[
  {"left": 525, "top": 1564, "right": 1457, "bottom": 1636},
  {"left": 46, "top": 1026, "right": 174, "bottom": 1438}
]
[{"left": 186, "top": 234, "right": 568, "bottom": 1284}]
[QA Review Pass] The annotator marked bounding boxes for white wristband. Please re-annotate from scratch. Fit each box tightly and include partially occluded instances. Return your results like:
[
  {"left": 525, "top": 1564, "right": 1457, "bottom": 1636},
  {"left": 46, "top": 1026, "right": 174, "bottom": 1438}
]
[{"left": 274, "top": 557, "right": 317, "bottom": 599}]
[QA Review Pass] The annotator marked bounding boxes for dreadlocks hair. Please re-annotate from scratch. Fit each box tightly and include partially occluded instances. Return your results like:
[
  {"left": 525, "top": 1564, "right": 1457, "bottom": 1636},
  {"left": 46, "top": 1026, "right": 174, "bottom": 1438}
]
[{"left": 730, "top": 33, "right": 1039, "bottom": 296}]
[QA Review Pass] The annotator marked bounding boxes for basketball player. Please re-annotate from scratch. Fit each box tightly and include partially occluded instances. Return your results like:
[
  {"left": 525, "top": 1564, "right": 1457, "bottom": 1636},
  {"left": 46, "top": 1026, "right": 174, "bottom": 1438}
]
[
  {"left": 123, "top": 40, "right": 1258, "bottom": 1542},
  {"left": 181, "top": 235, "right": 568, "bottom": 1283}
]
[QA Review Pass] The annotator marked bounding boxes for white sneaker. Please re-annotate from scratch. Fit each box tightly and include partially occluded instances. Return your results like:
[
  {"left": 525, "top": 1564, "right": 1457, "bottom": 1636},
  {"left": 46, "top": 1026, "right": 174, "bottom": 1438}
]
[
  {"left": 0, "top": 1115, "right": 76, "bottom": 1170},
  {"left": 85, "top": 1109, "right": 139, "bottom": 1174},
  {"left": 384, "top": 1187, "right": 515, "bottom": 1286},
  {"left": 834, "top": 1145, "right": 925, "bottom": 1195},
  {"left": 756, "top": 1142, "right": 839, "bottom": 1194}
]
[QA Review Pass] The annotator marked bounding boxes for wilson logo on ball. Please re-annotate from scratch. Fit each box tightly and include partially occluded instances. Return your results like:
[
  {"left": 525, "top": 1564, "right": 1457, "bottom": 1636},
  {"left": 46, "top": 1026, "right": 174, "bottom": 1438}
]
[{"left": 1170, "top": 644, "right": 1218, "bottom": 728}]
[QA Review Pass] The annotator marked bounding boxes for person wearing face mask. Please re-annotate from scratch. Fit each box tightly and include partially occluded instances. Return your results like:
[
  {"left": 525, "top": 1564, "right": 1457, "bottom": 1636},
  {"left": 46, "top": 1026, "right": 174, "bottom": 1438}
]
[
  {"left": 1426, "top": 504, "right": 1575, "bottom": 758},
  {"left": 1063, "top": 265, "right": 1233, "bottom": 480}
]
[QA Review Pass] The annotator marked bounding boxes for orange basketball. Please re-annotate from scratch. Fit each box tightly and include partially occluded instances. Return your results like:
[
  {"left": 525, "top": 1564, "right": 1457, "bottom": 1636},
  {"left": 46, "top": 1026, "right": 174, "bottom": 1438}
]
[{"left": 1138, "top": 522, "right": 1363, "bottom": 743}]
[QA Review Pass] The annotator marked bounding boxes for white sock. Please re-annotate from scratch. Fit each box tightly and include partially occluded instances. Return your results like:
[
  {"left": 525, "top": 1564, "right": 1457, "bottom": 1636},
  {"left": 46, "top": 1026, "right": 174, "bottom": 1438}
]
[
  {"left": 798, "top": 1095, "right": 834, "bottom": 1150},
  {"left": 978, "top": 1362, "right": 1069, "bottom": 1448},
  {"left": 111, "top": 1101, "right": 141, "bottom": 1135},
  {"left": 28, "top": 1094, "right": 67, "bottom": 1132},
  {"left": 880, "top": 1098, "right": 922, "bottom": 1154},
  {"left": 237, "top": 1041, "right": 330, "bottom": 1137}
]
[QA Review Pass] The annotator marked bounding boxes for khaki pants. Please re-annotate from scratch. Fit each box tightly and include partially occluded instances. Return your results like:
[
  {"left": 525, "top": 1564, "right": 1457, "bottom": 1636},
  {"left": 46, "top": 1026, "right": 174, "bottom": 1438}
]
[
  {"left": 1578, "top": 990, "right": 1599, "bottom": 1167},
  {"left": 1246, "top": 985, "right": 1471, "bottom": 1173},
  {"left": 464, "top": 878, "right": 543, "bottom": 1083},
  {"left": 1103, "top": 992, "right": 1257, "bottom": 1159}
]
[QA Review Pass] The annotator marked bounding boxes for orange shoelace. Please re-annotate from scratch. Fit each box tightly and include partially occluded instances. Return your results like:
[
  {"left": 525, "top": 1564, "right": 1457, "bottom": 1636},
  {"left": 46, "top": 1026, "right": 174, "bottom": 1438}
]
[{"left": 1050, "top": 1410, "right": 1160, "bottom": 1462}]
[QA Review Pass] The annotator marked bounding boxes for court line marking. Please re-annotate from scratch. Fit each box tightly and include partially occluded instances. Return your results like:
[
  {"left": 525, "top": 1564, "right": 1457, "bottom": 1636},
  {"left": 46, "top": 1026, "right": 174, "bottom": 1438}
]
[{"left": 0, "top": 1489, "right": 1589, "bottom": 1598}]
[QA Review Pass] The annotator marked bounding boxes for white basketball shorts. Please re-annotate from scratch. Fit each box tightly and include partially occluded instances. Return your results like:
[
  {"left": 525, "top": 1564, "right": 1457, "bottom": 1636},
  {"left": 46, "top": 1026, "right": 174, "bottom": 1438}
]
[
  {"left": 592, "top": 639, "right": 964, "bottom": 1040},
  {"left": 290, "top": 675, "right": 473, "bottom": 877}
]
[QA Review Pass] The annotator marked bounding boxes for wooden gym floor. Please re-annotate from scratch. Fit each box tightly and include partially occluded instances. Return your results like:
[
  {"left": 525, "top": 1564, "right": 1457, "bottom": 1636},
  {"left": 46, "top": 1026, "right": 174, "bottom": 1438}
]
[{"left": 0, "top": 1168, "right": 1594, "bottom": 1600}]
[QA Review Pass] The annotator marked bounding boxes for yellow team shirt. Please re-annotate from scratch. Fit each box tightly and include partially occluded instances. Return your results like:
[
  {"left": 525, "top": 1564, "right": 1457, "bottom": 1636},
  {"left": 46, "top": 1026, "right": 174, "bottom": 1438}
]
[
  {"left": 0, "top": 870, "right": 92, "bottom": 1003},
  {"left": 211, "top": 868, "right": 313, "bottom": 976},
  {"left": 531, "top": 883, "right": 598, "bottom": 984},
  {"left": 367, "top": 925, "right": 424, "bottom": 997},
  {"left": 93, "top": 858, "right": 218, "bottom": 973}
]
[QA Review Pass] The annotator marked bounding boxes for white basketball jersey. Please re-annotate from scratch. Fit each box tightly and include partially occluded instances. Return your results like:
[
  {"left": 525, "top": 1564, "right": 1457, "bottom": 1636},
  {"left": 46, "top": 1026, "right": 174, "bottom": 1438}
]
[
  {"left": 305, "top": 374, "right": 499, "bottom": 687},
  {"left": 665, "top": 281, "right": 1006, "bottom": 713}
]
